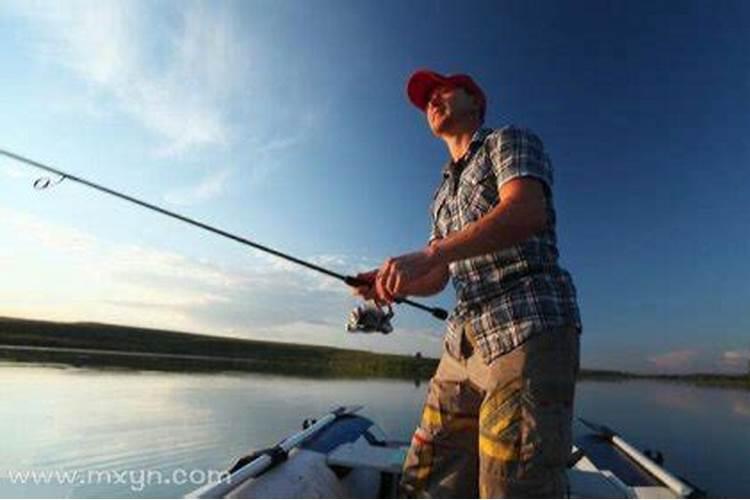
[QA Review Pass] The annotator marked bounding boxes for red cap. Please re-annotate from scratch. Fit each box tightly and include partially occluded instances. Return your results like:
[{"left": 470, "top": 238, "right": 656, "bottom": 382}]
[{"left": 406, "top": 69, "right": 486, "bottom": 117}]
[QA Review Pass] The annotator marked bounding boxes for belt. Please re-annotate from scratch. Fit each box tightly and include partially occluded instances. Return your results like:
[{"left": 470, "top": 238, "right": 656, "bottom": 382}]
[
  {"left": 460, "top": 322, "right": 478, "bottom": 358},
  {"left": 464, "top": 322, "right": 478, "bottom": 347}
]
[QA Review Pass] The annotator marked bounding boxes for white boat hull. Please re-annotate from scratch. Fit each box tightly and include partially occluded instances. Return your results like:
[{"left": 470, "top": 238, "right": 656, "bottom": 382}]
[{"left": 189, "top": 408, "right": 701, "bottom": 499}]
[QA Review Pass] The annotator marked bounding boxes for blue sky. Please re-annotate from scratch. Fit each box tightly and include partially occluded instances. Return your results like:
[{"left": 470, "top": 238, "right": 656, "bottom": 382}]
[{"left": 1, "top": 0, "right": 748, "bottom": 374}]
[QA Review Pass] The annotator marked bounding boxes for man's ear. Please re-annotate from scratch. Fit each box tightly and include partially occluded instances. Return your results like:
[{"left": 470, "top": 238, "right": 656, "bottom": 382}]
[{"left": 471, "top": 95, "right": 483, "bottom": 122}]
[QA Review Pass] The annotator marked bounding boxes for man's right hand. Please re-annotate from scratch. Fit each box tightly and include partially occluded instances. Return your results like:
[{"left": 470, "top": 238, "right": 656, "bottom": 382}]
[{"left": 351, "top": 269, "right": 389, "bottom": 305}]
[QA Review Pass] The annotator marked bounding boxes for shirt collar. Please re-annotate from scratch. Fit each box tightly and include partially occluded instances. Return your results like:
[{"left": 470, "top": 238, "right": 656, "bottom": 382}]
[{"left": 442, "top": 127, "right": 492, "bottom": 178}]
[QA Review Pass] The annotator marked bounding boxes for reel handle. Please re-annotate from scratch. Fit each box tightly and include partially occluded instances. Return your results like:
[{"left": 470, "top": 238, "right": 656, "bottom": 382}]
[{"left": 345, "top": 276, "right": 448, "bottom": 321}]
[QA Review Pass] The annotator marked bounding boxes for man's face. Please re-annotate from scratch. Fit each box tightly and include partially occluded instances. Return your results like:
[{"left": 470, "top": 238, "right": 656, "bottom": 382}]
[{"left": 426, "top": 85, "right": 479, "bottom": 134}]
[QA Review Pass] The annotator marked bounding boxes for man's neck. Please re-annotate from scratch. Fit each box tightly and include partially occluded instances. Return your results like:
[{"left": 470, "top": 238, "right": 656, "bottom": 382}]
[{"left": 441, "top": 123, "right": 481, "bottom": 162}]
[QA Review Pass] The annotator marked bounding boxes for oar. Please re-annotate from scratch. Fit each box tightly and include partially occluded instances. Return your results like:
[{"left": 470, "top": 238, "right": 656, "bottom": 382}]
[
  {"left": 578, "top": 418, "right": 695, "bottom": 498},
  {"left": 187, "top": 406, "right": 362, "bottom": 498}
]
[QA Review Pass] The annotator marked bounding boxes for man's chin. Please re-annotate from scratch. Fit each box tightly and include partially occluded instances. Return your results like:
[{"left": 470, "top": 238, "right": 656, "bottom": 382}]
[{"left": 430, "top": 119, "right": 452, "bottom": 136}]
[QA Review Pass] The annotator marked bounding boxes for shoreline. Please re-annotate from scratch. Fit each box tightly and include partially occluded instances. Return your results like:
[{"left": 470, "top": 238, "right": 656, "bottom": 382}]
[
  {"left": 1, "top": 316, "right": 748, "bottom": 388},
  {"left": 0, "top": 316, "right": 438, "bottom": 380}
]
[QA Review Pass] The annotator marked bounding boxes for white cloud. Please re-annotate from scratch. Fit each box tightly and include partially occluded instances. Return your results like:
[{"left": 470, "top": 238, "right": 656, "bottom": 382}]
[
  {"left": 7, "top": 0, "right": 248, "bottom": 155},
  {"left": 255, "top": 113, "right": 318, "bottom": 156},
  {"left": 106, "top": 245, "right": 248, "bottom": 291},
  {"left": 722, "top": 350, "right": 750, "bottom": 368},
  {"left": 723, "top": 350, "right": 750, "bottom": 361},
  {"left": 0, "top": 162, "right": 29, "bottom": 179},
  {"left": 245, "top": 111, "right": 323, "bottom": 185},
  {"left": 0, "top": 207, "right": 442, "bottom": 356},
  {"left": 256, "top": 136, "right": 305, "bottom": 155},
  {"left": 2, "top": 207, "right": 99, "bottom": 254},
  {"left": 163, "top": 167, "right": 233, "bottom": 206},
  {"left": 647, "top": 349, "right": 698, "bottom": 371},
  {"left": 1, "top": 205, "right": 242, "bottom": 312}
]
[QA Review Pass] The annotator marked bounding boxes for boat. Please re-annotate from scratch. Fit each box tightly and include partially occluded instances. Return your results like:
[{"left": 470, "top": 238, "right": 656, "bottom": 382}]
[{"left": 187, "top": 406, "right": 704, "bottom": 499}]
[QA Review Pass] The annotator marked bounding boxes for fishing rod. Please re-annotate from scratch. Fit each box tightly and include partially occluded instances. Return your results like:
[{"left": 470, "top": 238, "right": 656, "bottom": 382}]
[{"left": 0, "top": 149, "right": 448, "bottom": 321}]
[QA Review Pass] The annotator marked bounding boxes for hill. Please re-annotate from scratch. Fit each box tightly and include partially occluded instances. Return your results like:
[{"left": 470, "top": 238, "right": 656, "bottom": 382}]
[{"left": 0, "top": 316, "right": 437, "bottom": 380}]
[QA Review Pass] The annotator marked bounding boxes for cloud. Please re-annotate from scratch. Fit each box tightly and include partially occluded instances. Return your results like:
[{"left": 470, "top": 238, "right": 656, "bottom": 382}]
[
  {"left": 243, "top": 111, "right": 324, "bottom": 185},
  {"left": 721, "top": 350, "right": 750, "bottom": 369},
  {"left": 0, "top": 207, "right": 445, "bottom": 356},
  {"left": 2, "top": 207, "right": 99, "bottom": 254},
  {"left": 106, "top": 245, "right": 248, "bottom": 292},
  {"left": 255, "top": 112, "right": 319, "bottom": 155},
  {"left": 7, "top": 0, "right": 248, "bottom": 155},
  {"left": 257, "top": 136, "right": 305, "bottom": 156},
  {"left": 722, "top": 349, "right": 750, "bottom": 362},
  {"left": 0, "top": 162, "right": 29, "bottom": 179},
  {"left": 647, "top": 349, "right": 698, "bottom": 371},
  {"left": 1, "top": 205, "right": 241, "bottom": 315},
  {"left": 163, "top": 167, "right": 233, "bottom": 206}
]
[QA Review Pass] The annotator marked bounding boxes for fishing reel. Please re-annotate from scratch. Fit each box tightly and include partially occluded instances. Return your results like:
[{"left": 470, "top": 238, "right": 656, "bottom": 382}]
[{"left": 346, "top": 301, "right": 394, "bottom": 334}]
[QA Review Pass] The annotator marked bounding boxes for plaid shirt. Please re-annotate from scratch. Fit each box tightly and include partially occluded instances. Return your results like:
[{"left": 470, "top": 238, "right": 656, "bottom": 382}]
[{"left": 430, "top": 125, "right": 581, "bottom": 364}]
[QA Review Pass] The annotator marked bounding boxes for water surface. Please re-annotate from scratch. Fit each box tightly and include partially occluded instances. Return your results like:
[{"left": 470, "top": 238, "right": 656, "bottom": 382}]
[{"left": 1, "top": 363, "right": 748, "bottom": 497}]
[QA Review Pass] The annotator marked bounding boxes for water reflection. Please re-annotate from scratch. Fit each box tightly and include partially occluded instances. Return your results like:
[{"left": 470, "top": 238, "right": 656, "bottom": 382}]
[
  {"left": 575, "top": 380, "right": 750, "bottom": 498},
  {"left": 639, "top": 382, "right": 713, "bottom": 414},
  {"left": 636, "top": 379, "right": 750, "bottom": 421},
  {"left": 1, "top": 364, "right": 748, "bottom": 498},
  {"left": 0, "top": 364, "right": 426, "bottom": 497},
  {"left": 731, "top": 397, "right": 750, "bottom": 418}
]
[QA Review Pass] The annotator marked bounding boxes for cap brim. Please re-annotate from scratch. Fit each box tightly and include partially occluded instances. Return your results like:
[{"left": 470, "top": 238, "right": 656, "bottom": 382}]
[{"left": 407, "top": 70, "right": 448, "bottom": 112}]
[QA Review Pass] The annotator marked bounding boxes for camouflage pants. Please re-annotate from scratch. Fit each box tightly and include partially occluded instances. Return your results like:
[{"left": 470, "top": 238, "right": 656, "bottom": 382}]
[{"left": 400, "top": 325, "right": 580, "bottom": 498}]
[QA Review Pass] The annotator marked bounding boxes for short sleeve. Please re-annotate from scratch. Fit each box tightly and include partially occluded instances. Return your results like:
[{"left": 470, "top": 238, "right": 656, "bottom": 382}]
[
  {"left": 487, "top": 126, "right": 553, "bottom": 193},
  {"left": 428, "top": 206, "right": 442, "bottom": 243},
  {"left": 428, "top": 176, "right": 448, "bottom": 244}
]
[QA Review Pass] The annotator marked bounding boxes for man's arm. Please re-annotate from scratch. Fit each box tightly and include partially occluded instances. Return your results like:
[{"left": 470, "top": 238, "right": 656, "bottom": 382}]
[
  {"left": 375, "top": 128, "right": 553, "bottom": 301},
  {"left": 373, "top": 178, "right": 547, "bottom": 302},
  {"left": 402, "top": 243, "right": 450, "bottom": 296},
  {"left": 430, "top": 177, "right": 547, "bottom": 265}
]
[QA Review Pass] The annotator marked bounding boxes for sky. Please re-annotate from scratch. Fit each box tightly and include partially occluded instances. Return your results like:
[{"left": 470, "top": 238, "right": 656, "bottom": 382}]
[{"left": 0, "top": 0, "right": 748, "bottom": 374}]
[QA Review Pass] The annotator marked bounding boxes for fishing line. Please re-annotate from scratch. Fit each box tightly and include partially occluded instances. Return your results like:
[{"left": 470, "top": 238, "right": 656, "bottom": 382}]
[{"left": 0, "top": 148, "right": 448, "bottom": 321}]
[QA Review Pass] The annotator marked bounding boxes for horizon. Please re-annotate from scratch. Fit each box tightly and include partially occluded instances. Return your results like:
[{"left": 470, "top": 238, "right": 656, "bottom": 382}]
[
  {"left": 1, "top": 0, "right": 748, "bottom": 375},
  {"left": 4, "top": 314, "right": 749, "bottom": 378}
]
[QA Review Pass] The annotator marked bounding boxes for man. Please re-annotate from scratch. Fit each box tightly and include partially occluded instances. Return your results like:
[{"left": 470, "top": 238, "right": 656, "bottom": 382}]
[{"left": 353, "top": 69, "right": 582, "bottom": 498}]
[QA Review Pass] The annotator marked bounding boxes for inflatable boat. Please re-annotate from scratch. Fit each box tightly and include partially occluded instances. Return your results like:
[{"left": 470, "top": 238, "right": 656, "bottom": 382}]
[{"left": 187, "top": 406, "right": 703, "bottom": 498}]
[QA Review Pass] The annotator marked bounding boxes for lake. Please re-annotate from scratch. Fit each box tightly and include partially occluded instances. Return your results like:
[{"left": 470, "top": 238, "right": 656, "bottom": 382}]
[{"left": 1, "top": 363, "right": 748, "bottom": 498}]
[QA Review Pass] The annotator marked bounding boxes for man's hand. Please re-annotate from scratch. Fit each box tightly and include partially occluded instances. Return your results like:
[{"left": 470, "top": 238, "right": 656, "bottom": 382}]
[
  {"left": 351, "top": 269, "right": 388, "bottom": 306},
  {"left": 351, "top": 246, "right": 449, "bottom": 305},
  {"left": 375, "top": 246, "right": 442, "bottom": 303}
]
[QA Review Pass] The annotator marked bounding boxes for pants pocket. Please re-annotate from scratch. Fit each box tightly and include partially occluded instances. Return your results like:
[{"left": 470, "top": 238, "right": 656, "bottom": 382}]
[{"left": 400, "top": 378, "right": 481, "bottom": 498}]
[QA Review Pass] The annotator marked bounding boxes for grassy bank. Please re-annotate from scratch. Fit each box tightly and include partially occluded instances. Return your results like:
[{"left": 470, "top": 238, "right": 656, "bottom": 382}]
[
  {"left": 0, "top": 316, "right": 438, "bottom": 380},
  {"left": 2, "top": 316, "right": 748, "bottom": 388}
]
